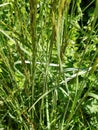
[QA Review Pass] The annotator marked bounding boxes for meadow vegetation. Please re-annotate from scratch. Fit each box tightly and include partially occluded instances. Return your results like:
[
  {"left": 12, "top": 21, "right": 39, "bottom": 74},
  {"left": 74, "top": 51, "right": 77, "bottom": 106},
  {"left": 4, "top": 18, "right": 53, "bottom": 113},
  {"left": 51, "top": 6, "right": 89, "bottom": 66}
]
[{"left": 0, "top": 0, "right": 98, "bottom": 129}]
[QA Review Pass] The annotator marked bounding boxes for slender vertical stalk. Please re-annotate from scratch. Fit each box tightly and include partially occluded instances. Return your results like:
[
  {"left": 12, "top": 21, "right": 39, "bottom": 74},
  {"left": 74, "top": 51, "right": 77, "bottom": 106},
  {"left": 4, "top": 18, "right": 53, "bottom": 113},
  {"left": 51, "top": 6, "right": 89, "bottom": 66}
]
[
  {"left": 56, "top": 0, "right": 70, "bottom": 71},
  {"left": 49, "top": 0, "right": 57, "bottom": 62},
  {"left": 45, "top": 70, "right": 50, "bottom": 130},
  {"left": 29, "top": 0, "right": 37, "bottom": 124},
  {"left": 56, "top": 0, "right": 65, "bottom": 71},
  {"left": 59, "top": 0, "right": 70, "bottom": 61}
]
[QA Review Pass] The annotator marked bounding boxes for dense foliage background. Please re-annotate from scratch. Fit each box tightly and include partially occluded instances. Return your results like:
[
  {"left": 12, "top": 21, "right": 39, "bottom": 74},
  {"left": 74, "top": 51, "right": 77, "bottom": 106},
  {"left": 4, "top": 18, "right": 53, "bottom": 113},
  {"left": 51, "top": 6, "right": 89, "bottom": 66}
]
[{"left": 0, "top": 0, "right": 98, "bottom": 129}]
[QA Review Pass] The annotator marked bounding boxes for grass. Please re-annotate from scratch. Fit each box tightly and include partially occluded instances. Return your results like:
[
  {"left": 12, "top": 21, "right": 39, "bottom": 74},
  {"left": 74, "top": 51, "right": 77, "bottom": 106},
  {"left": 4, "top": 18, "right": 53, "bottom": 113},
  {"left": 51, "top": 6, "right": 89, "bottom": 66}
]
[{"left": 0, "top": 0, "right": 98, "bottom": 130}]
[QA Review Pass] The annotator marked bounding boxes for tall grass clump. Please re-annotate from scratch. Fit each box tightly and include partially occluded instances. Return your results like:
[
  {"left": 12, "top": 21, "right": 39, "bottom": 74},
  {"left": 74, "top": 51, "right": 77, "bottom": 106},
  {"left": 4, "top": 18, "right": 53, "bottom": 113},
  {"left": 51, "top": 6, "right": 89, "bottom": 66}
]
[{"left": 0, "top": 0, "right": 98, "bottom": 129}]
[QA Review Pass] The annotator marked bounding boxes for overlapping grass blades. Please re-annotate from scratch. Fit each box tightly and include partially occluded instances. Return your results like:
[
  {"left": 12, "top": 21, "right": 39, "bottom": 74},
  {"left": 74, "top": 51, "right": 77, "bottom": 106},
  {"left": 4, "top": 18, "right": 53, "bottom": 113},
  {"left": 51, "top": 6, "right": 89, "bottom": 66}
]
[{"left": 0, "top": 0, "right": 98, "bottom": 129}]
